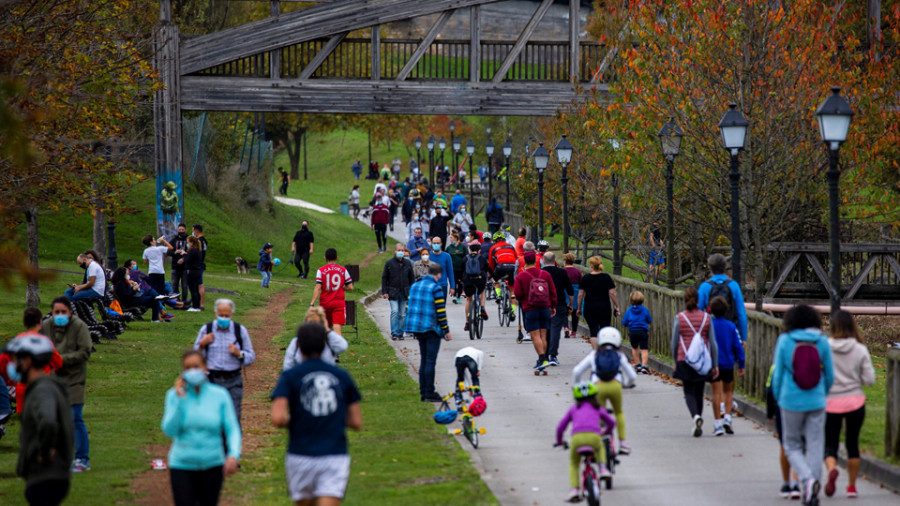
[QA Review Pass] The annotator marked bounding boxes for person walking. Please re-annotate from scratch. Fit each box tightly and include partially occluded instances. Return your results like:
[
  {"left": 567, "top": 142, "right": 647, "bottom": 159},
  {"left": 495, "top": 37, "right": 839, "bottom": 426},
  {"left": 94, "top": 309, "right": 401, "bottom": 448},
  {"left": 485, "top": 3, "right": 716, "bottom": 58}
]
[
  {"left": 577, "top": 256, "right": 620, "bottom": 341},
  {"left": 428, "top": 237, "right": 455, "bottom": 302},
  {"left": 349, "top": 185, "right": 361, "bottom": 218},
  {"left": 698, "top": 253, "right": 748, "bottom": 342},
  {"left": 388, "top": 187, "right": 400, "bottom": 232},
  {"left": 168, "top": 224, "right": 190, "bottom": 303},
  {"left": 351, "top": 159, "right": 362, "bottom": 180},
  {"left": 272, "top": 323, "right": 362, "bottom": 505},
  {"left": 450, "top": 190, "right": 467, "bottom": 214},
  {"left": 257, "top": 242, "right": 274, "bottom": 289},
  {"left": 382, "top": 243, "right": 415, "bottom": 340},
  {"left": 162, "top": 349, "right": 241, "bottom": 506},
  {"left": 451, "top": 204, "right": 473, "bottom": 236},
  {"left": 370, "top": 191, "right": 390, "bottom": 253},
  {"left": 283, "top": 307, "right": 349, "bottom": 369},
  {"left": 193, "top": 299, "right": 256, "bottom": 425},
  {"left": 5, "top": 334, "right": 74, "bottom": 506},
  {"left": 404, "top": 263, "right": 451, "bottom": 402},
  {"left": 542, "top": 252, "right": 573, "bottom": 366},
  {"left": 429, "top": 203, "right": 451, "bottom": 246},
  {"left": 192, "top": 225, "right": 208, "bottom": 310},
  {"left": 709, "top": 296, "right": 745, "bottom": 436},
  {"left": 485, "top": 197, "right": 504, "bottom": 235},
  {"left": 185, "top": 236, "right": 205, "bottom": 309},
  {"left": 513, "top": 251, "right": 557, "bottom": 372},
  {"left": 771, "top": 304, "right": 834, "bottom": 505},
  {"left": 670, "top": 287, "right": 719, "bottom": 438},
  {"left": 823, "top": 310, "right": 874, "bottom": 499},
  {"left": 310, "top": 248, "right": 355, "bottom": 335},
  {"left": 406, "top": 227, "right": 429, "bottom": 262},
  {"left": 563, "top": 254, "right": 582, "bottom": 340},
  {"left": 291, "top": 221, "right": 315, "bottom": 279},
  {"left": 622, "top": 291, "right": 652, "bottom": 374},
  {"left": 43, "top": 297, "right": 93, "bottom": 472},
  {"left": 142, "top": 234, "right": 174, "bottom": 295},
  {"left": 446, "top": 231, "right": 467, "bottom": 304},
  {"left": 278, "top": 167, "right": 290, "bottom": 195}
]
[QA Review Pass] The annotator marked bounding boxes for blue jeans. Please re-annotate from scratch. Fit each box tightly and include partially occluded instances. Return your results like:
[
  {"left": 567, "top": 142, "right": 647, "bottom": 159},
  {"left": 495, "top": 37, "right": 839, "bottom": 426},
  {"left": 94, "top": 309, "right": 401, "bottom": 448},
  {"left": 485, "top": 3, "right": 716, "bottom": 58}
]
[
  {"left": 0, "top": 375, "right": 11, "bottom": 420},
  {"left": 64, "top": 288, "right": 102, "bottom": 303},
  {"left": 415, "top": 331, "right": 442, "bottom": 399},
  {"left": 389, "top": 298, "right": 408, "bottom": 337},
  {"left": 548, "top": 304, "right": 567, "bottom": 357},
  {"left": 71, "top": 404, "right": 89, "bottom": 462},
  {"left": 259, "top": 269, "right": 271, "bottom": 287}
]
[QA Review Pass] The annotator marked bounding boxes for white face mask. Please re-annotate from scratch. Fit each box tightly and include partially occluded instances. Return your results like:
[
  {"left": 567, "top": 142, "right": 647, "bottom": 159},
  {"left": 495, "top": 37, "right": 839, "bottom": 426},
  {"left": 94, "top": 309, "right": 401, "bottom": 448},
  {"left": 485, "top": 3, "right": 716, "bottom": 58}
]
[{"left": 421, "top": 255, "right": 430, "bottom": 262}]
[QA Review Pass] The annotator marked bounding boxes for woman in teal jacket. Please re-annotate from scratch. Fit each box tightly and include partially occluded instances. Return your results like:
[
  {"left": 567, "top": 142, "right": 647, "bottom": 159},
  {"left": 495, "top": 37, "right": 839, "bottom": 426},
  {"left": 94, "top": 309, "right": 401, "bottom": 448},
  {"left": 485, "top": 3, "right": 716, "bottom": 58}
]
[
  {"left": 771, "top": 305, "right": 834, "bottom": 506},
  {"left": 162, "top": 350, "right": 241, "bottom": 506}
]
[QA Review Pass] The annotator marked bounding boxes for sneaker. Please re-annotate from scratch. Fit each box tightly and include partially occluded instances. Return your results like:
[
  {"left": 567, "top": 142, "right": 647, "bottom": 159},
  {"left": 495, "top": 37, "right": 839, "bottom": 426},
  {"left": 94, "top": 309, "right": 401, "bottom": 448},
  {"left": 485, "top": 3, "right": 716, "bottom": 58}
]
[
  {"left": 464, "top": 321, "right": 470, "bottom": 332},
  {"left": 186, "top": 308, "right": 202, "bottom": 312},
  {"left": 481, "top": 309, "right": 488, "bottom": 321},
  {"left": 422, "top": 393, "right": 443, "bottom": 402},
  {"left": 564, "top": 328, "right": 570, "bottom": 338},
  {"left": 548, "top": 356, "right": 559, "bottom": 366},
  {"left": 846, "top": 485, "right": 857, "bottom": 498},
  {"left": 509, "top": 310, "right": 516, "bottom": 322},
  {"left": 533, "top": 359, "right": 544, "bottom": 371},
  {"left": 452, "top": 297, "right": 460, "bottom": 304},
  {"left": 790, "top": 484, "right": 801, "bottom": 500},
  {"left": 780, "top": 484, "right": 792, "bottom": 499},
  {"left": 824, "top": 468, "right": 838, "bottom": 497},
  {"left": 713, "top": 421, "right": 724, "bottom": 437},
  {"left": 71, "top": 459, "right": 91, "bottom": 472},
  {"left": 599, "top": 463, "right": 611, "bottom": 479},
  {"left": 151, "top": 320, "right": 161, "bottom": 323},
  {"left": 803, "top": 478, "right": 819, "bottom": 505},
  {"left": 723, "top": 414, "right": 734, "bottom": 434},
  {"left": 692, "top": 415, "right": 703, "bottom": 437},
  {"left": 166, "top": 293, "right": 180, "bottom": 299},
  {"left": 566, "top": 488, "right": 580, "bottom": 503},
  {"left": 642, "top": 365, "right": 651, "bottom": 375},
  {"left": 155, "top": 294, "right": 168, "bottom": 300},
  {"left": 0, "top": 424, "right": 6, "bottom": 440},
  {"left": 619, "top": 441, "right": 631, "bottom": 455}
]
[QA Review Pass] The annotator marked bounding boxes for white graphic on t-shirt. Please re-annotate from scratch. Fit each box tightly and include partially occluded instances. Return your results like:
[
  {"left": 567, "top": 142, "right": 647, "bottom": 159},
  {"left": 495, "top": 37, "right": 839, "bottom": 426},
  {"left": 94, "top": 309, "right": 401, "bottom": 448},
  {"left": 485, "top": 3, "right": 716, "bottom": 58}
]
[{"left": 300, "top": 372, "right": 339, "bottom": 417}]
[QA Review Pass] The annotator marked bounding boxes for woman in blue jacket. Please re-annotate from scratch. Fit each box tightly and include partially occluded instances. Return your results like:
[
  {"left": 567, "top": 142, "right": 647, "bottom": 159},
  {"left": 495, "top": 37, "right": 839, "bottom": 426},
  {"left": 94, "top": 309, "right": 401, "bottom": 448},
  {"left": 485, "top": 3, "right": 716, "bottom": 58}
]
[
  {"left": 162, "top": 350, "right": 241, "bottom": 506},
  {"left": 771, "top": 305, "right": 834, "bottom": 506}
]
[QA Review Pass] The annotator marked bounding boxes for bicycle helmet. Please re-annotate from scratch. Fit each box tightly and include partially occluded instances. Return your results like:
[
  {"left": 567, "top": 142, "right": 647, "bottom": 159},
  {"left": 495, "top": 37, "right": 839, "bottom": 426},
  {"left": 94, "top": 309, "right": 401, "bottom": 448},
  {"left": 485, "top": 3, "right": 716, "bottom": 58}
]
[
  {"left": 596, "top": 326, "right": 623, "bottom": 348},
  {"left": 2, "top": 332, "right": 55, "bottom": 365},
  {"left": 493, "top": 232, "right": 506, "bottom": 241},
  {"left": 468, "top": 396, "right": 487, "bottom": 417},
  {"left": 537, "top": 240, "right": 550, "bottom": 251},
  {"left": 433, "top": 409, "right": 458, "bottom": 425},
  {"left": 573, "top": 381, "right": 598, "bottom": 400}
]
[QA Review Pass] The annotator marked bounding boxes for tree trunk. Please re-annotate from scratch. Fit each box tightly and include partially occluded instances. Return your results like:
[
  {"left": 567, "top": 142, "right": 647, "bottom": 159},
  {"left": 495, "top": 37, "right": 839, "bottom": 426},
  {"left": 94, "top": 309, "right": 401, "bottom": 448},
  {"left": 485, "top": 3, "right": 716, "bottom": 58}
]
[
  {"left": 25, "top": 206, "right": 40, "bottom": 307},
  {"left": 286, "top": 130, "right": 302, "bottom": 180},
  {"left": 92, "top": 181, "right": 106, "bottom": 261}
]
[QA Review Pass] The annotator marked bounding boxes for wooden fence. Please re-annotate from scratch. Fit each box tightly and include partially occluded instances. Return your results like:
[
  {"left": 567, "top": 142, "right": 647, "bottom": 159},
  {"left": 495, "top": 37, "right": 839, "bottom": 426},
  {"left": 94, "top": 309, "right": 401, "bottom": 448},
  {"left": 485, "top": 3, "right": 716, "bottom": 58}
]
[{"left": 608, "top": 275, "right": 784, "bottom": 400}]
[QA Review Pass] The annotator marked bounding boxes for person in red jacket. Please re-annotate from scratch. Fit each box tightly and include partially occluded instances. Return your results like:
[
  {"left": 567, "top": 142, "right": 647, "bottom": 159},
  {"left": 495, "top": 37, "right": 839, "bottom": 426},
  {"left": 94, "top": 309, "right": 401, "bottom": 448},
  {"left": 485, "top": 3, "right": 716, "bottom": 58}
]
[
  {"left": 0, "top": 309, "right": 63, "bottom": 415},
  {"left": 513, "top": 251, "right": 557, "bottom": 373},
  {"left": 488, "top": 232, "right": 519, "bottom": 321},
  {"left": 370, "top": 191, "right": 391, "bottom": 253}
]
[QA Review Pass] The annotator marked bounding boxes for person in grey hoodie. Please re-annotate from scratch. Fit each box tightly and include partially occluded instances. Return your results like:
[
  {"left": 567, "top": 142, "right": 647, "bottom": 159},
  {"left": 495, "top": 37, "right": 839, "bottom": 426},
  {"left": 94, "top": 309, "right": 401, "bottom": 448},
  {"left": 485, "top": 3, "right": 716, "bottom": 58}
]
[{"left": 822, "top": 310, "right": 875, "bottom": 499}]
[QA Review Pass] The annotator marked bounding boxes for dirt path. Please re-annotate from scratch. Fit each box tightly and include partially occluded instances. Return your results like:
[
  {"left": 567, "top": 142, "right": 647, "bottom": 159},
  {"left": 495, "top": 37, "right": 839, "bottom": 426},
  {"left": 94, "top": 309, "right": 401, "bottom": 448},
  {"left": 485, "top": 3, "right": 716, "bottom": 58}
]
[{"left": 130, "top": 288, "right": 296, "bottom": 505}]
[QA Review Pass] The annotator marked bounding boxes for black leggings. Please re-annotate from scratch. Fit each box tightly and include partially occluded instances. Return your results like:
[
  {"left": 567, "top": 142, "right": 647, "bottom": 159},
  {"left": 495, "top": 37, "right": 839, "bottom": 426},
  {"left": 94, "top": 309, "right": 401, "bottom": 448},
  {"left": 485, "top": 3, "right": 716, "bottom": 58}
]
[
  {"left": 683, "top": 380, "right": 706, "bottom": 418},
  {"left": 187, "top": 270, "right": 202, "bottom": 309},
  {"left": 171, "top": 466, "right": 224, "bottom": 506},
  {"left": 374, "top": 223, "right": 387, "bottom": 250},
  {"left": 25, "top": 479, "right": 69, "bottom": 506},
  {"left": 825, "top": 405, "right": 865, "bottom": 459},
  {"left": 455, "top": 356, "right": 480, "bottom": 387}
]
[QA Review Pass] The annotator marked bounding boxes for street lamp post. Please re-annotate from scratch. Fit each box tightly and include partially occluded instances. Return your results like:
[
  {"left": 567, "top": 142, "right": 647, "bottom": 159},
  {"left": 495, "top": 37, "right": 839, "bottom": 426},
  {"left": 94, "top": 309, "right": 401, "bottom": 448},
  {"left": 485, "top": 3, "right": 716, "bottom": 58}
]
[
  {"left": 452, "top": 136, "right": 461, "bottom": 189},
  {"left": 608, "top": 139, "right": 623, "bottom": 275},
  {"left": 414, "top": 136, "right": 422, "bottom": 182},
  {"left": 438, "top": 136, "right": 446, "bottom": 192},
  {"left": 450, "top": 120, "right": 457, "bottom": 188},
  {"left": 555, "top": 134, "right": 574, "bottom": 254},
  {"left": 106, "top": 218, "right": 118, "bottom": 270},
  {"left": 532, "top": 142, "right": 549, "bottom": 241},
  {"left": 657, "top": 117, "right": 684, "bottom": 289},
  {"left": 486, "top": 139, "right": 495, "bottom": 210},
  {"left": 427, "top": 135, "right": 436, "bottom": 187},
  {"left": 816, "top": 87, "right": 854, "bottom": 312},
  {"left": 718, "top": 103, "right": 749, "bottom": 289},
  {"left": 467, "top": 140, "right": 475, "bottom": 216},
  {"left": 502, "top": 139, "right": 512, "bottom": 210}
]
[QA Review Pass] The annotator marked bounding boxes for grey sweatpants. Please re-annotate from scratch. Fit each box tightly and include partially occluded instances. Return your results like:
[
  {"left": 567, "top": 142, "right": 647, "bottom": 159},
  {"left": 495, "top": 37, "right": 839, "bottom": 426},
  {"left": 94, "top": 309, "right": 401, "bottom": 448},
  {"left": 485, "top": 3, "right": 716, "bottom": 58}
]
[
  {"left": 780, "top": 407, "right": 825, "bottom": 483},
  {"left": 210, "top": 373, "right": 244, "bottom": 426}
]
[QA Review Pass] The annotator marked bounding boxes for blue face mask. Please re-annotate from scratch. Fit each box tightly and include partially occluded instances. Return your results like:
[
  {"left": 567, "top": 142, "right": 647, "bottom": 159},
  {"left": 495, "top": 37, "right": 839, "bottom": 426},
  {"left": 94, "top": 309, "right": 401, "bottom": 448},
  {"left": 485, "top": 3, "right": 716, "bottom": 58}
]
[
  {"left": 395, "top": 251, "right": 405, "bottom": 259},
  {"left": 6, "top": 362, "right": 22, "bottom": 383},
  {"left": 216, "top": 317, "right": 231, "bottom": 329},
  {"left": 432, "top": 243, "right": 441, "bottom": 252},
  {"left": 53, "top": 315, "right": 69, "bottom": 327},
  {"left": 182, "top": 368, "right": 207, "bottom": 387},
  {"left": 131, "top": 265, "right": 138, "bottom": 271}
]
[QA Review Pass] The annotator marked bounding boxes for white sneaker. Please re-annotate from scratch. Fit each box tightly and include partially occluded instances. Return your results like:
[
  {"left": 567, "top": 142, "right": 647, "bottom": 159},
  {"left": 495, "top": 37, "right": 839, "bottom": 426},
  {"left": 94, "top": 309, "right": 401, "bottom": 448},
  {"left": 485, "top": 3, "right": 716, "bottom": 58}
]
[
  {"left": 714, "top": 421, "right": 725, "bottom": 436},
  {"left": 692, "top": 415, "right": 703, "bottom": 437},
  {"left": 186, "top": 308, "right": 202, "bottom": 312}
]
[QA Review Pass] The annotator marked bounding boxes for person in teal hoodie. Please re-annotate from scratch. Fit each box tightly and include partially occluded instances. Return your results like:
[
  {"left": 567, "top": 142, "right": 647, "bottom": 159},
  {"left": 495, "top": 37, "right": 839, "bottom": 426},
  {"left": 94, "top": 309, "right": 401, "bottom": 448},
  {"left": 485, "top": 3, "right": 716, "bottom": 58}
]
[
  {"left": 771, "top": 305, "right": 834, "bottom": 506},
  {"left": 162, "top": 349, "right": 241, "bottom": 506}
]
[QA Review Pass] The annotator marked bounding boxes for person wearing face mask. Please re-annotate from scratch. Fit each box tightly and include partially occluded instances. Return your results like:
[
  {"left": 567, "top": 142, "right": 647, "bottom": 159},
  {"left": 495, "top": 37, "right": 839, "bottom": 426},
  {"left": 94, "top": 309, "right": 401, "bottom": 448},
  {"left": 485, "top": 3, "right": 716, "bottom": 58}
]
[
  {"left": 450, "top": 190, "right": 467, "bottom": 214},
  {"left": 42, "top": 297, "right": 93, "bottom": 472},
  {"left": 407, "top": 227, "right": 429, "bottom": 261},
  {"left": 168, "top": 223, "right": 191, "bottom": 304},
  {"left": 381, "top": 243, "right": 415, "bottom": 340},
  {"left": 452, "top": 204, "right": 473, "bottom": 236},
  {"left": 194, "top": 299, "right": 256, "bottom": 425},
  {"left": 446, "top": 231, "right": 467, "bottom": 304},
  {"left": 401, "top": 190, "right": 418, "bottom": 233},
  {"left": 370, "top": 191, "right": 391, "bottom": 254},
  {"left": 4, "top": 333, "right": 74, "bottom": 506},
  {"left": 413, "top": 248, "right": 431, "bottom": 281},
  {"left": 427, "top": 237, "right": 455, "bottom": 302},
  {"left": 291, "top": 221, "right": 315, "bottom": 279},
  {"left": 122, "top": 259, "right": 182, "bottom": 316},
  {"left": 429, "top": 204, "right": 451, "bottom": 246},
  {"left": 162, "top": 349, "right": 241, "bottom": 506},
  {"left": 63, "top": 254, "right": 105, "bottom": 303},
  {"left": 111, "top": 267, "right": 161, "bottom": 322},
  {"left": 0, "top": 309, "right": 63, "bottom": 424},
  {"left": 141, "top": 234, "right": 175, "bottom": 296}
]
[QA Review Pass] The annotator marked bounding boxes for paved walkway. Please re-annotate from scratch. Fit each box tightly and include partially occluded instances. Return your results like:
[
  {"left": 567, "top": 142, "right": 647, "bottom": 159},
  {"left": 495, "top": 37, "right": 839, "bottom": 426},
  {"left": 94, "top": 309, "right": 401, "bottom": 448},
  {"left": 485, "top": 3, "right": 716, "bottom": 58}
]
[
  {"left": 361, "top": 218, "right": 895, "bottom": 505},
  {"left": 274, "top": 196, "right": 335, "bottom": 214}
]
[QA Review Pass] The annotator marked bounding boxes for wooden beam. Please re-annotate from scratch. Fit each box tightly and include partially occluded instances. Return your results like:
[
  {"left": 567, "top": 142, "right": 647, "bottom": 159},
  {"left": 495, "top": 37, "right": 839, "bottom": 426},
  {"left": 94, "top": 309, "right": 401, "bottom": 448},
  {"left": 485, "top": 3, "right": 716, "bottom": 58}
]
[
  {"left": 844, "top": 254, "right": 879, "bottom": 301},
  {"left": 765, "top": 253, "right": 801, "bottom": 299},
  {"left": 491, "top": 0, "right": 554, "bottom": 84},
  {"left": 805, "top": 253, "right": 833, "bottom": 294},
  {"left": 886, "top": 255, "right": 900, "bottom": 283},
  {"left": 269, "top": 0, "right": 281, "bottom": 79},
  {"left": 766, "top": 242, "right": 900, "bottom": 253},
  {"left": 153, "top": 20, "right": 184, "bottom": 235},
  {"left": 469, "top": 6, "right": 480, "bottom": 83},
  {"left": 181, "top": 0, "right": 501, "bottom": 75},
  {"left": 594, "top": 19, "right": 628, "bottom": 83},
  {"left": 568, "top": 0, "right": 578, "bottom": 81},
  {"left": 396, "top": 10, "right": 454, "bottom": 81},
  {"left": 371, "top": 25, "right": 380, "bottom": 80},
  {"left": 180, "top": 76, "right": 601, "bottom": 116},
  {"left": 297, "top": 32, "right": 347, "bottom": 80}
]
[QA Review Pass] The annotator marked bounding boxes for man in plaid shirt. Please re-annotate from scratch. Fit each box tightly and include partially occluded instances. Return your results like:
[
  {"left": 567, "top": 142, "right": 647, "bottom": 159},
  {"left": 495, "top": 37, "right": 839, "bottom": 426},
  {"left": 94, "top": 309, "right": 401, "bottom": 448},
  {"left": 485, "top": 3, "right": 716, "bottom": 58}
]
[{"left": 404, "top": 263, "right": 452, "bottom": 402}]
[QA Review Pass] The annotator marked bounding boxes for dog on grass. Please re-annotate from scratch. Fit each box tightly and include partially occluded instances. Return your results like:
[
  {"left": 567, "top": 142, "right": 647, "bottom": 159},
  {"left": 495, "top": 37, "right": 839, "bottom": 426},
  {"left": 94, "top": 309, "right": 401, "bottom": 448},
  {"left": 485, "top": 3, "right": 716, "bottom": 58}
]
[{"left": 235, "top": 257, "right": 250, "bottom": 274}]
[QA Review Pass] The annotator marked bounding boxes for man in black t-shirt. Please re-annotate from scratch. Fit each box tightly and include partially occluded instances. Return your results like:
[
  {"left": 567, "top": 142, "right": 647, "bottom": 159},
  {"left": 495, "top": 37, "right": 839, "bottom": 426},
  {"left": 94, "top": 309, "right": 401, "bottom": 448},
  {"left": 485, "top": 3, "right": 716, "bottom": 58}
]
[
  {"left": 193, "top": 224, "right": 208, "bottom": 309},
  {"left": 168, "top": 224, "right": 190, "bottom": 303},
  {"left": 291, "top": 221, "right": 315, "bottom": 279},
  {"left": 542, "top": 252, "right": 573, "bottom": 366}
]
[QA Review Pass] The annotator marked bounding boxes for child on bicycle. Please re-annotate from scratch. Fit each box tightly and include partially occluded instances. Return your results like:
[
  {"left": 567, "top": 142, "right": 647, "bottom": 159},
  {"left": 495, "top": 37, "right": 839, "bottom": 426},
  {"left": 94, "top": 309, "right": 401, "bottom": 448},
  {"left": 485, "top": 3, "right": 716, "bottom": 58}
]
[
  {"left": 556, "top": 382, "right": 616, "bottom": 503},
  {"left": 454, "top": 346, "right": 486, "bottom": 415},
  {"left": 572, "top": 327, "right": 636, "bottom": 455},
  {"left": 621, "top": 290, "right": 652, "bottom": 374}
]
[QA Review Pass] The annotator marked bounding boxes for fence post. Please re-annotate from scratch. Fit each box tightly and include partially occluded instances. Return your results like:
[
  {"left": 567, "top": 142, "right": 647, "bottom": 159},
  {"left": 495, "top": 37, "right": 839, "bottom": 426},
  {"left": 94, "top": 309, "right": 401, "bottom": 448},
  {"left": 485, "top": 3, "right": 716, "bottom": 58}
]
[{"left": 887, "top": 347, "right": 900, "bottom": 459}]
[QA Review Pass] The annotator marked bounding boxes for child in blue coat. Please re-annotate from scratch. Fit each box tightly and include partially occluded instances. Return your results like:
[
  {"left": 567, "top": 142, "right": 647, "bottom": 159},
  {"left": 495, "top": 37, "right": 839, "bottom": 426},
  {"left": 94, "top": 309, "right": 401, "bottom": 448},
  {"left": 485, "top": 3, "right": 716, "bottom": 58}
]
[
  {"left": 709, "top": 297, "right": 745, "bottom": 436},
  {"left": 621, "top": 291, "right": 652, "bottom": 374}
]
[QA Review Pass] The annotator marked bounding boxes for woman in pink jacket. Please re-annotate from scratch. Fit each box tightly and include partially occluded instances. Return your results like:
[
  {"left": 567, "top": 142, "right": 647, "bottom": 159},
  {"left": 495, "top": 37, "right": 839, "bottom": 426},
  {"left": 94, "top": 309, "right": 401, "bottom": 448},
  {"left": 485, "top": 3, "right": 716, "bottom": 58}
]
[{"left": 823, "top": 310, "right": 875, "bottom": 499}]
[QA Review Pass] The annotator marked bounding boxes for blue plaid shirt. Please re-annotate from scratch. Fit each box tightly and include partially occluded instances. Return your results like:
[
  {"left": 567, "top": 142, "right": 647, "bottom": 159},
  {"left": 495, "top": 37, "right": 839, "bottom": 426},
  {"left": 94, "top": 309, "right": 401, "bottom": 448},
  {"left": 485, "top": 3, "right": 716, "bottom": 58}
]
[{"left": 404, "top": 276, "right": 448, "bottom": 336}]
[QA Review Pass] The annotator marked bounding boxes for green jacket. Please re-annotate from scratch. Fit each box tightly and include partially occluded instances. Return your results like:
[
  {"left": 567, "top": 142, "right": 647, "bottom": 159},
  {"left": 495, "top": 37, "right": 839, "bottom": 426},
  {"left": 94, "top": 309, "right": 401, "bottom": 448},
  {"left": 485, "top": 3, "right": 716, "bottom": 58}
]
[
  {"left": 42, "top": 316, "right": 92, "bottom": 405},
  {"left": 446, "top": 242, "right": 467, "bottom": 271},
  {"left": 17, "top": 375, "right": 74, "bottom": 486}
]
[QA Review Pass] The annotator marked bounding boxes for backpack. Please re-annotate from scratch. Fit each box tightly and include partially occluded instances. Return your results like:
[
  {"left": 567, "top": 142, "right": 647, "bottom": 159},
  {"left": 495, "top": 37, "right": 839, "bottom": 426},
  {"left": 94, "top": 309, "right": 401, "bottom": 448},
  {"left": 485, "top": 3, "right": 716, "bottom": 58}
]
[
  {"left": 791, "top": 340, "right": 822, "bottom": 390},
  {"left": 491, "top": 244, "right": 516, "bottom": 265},
  {"left": 206, "top": 322, "right": 245, "bottom": 350},
  {"left": 679, "top": 312, "right": 712, "bottom": 375},
  {"left": 525, "top": 272, "right": 551, "bottom": 308},
  {"left": 464, "top": 255, "right": 483, "bottom": 280},
  {"left": 594, "top": 344, "right": 621, "bottom": 382},
  {"left": 706, "top": 279, "right": 737, "bottom": 324}
]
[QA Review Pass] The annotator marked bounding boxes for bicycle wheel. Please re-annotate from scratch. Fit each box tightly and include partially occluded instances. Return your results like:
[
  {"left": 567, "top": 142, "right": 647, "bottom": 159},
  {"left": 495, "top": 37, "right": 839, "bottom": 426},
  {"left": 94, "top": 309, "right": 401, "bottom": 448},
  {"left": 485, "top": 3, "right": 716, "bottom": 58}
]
[
  {"left": 498, "top": 288, "right": 509, "bottom": 327},
  {"left": 583, "top": 465, "right": 601, "bottom": 506},
  {"left": 468, "top": 301, "right": 477, "bottom": 341},
  {"left": 475, "top": 300, "right": 483, "bottom": 339},
  {"left": 463, "top": 416, "right": 479, "bottom": 448}
]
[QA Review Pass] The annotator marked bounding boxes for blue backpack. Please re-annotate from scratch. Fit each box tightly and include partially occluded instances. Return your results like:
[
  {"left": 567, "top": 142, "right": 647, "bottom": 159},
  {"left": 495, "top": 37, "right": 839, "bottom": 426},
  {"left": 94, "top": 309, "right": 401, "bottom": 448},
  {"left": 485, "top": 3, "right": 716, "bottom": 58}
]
[{"left": 594, "top": 344, "right": 620, "bottom": 382}]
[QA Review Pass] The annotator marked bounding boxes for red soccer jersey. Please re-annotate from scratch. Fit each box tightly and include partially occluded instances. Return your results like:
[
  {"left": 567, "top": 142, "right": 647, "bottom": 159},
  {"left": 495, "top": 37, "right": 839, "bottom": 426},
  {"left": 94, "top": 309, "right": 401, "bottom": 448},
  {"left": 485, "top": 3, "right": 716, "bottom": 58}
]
[{"left": 316, "top": 264, "right": 353, "bottom": 306}]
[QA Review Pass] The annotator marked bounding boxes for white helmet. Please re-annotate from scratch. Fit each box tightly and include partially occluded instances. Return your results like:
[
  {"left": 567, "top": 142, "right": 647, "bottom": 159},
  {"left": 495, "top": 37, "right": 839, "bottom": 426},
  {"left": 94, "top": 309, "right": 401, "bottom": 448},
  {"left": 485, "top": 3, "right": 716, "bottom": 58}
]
[{"left": 596, "top": 327, "right": 622, "bottom": 348}]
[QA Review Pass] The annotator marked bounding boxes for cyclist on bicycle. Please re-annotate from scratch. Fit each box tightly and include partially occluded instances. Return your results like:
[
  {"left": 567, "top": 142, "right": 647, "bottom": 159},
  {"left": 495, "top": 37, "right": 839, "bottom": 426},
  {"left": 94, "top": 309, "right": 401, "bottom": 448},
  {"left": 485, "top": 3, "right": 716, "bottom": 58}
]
[
  {"left": 488, "top": 232, "right": 518, "bottom": 321},
  {"left": 537, "top": 240, "right": 556, "bottom": 267},
  {"left": 556, "top": 382, "right": 615, "bottom": 502},
  {"left": 462, "top": 244, "right": 489, "bottom": 332}
]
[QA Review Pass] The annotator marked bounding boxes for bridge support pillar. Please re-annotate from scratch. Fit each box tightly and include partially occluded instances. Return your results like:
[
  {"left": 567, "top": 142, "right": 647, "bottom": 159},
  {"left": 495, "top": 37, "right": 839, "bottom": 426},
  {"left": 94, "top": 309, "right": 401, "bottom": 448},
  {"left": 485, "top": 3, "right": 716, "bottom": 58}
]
[{"left": 153, "top": 0, "right": 184, "bottom": 237}]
